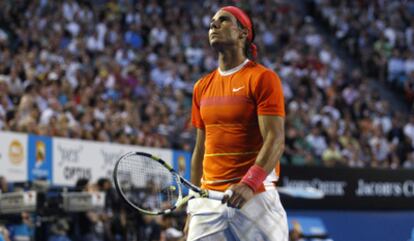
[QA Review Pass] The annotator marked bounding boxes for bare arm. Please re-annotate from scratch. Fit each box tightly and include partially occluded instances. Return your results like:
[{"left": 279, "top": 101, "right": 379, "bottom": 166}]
[
  {"left": 255, "top": 115, "right": 285, "bottom": 172},
  {"left": 183, "top": 128, "right": 205, "bottom": 239},
  {"left": 190, "top": 128, "right": 205, "bottom": 187},
  {"left": 224, "top": 115, "right": 285, "bottom": 208}
]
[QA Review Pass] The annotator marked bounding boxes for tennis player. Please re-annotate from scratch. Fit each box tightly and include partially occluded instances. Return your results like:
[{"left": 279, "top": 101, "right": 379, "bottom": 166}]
[{"left": 184, "top": 6, "right": 288, "bottom": 241}]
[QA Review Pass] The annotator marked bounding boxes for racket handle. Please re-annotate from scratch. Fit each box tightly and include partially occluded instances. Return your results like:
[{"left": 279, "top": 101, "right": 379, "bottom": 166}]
[{"left": 207, "top": 190, "right": 225, "bottom": 200}]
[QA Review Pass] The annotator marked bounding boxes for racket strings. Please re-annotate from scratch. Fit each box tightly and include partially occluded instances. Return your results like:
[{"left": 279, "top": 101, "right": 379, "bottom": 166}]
[{"left": 116, "top": 154, "right": 180, "bottom": 213}]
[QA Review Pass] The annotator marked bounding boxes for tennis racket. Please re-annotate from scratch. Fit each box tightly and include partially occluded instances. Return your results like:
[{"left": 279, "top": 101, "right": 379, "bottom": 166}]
[{"left": 112, "top": 151, "right": 224, "bottom": 215}]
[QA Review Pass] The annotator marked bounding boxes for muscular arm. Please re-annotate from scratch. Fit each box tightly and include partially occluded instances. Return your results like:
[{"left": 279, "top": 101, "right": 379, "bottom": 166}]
[
  {"left": 190, "top": 128, "right": 205, "bottom": 187},
  {"left": 255, "top": 115, "right": 285, "bottom": 173},
  {"left": 224, "top": 115, "right": 285, "bottom": 208},
  {"left": 183, "top": 129, "right": 205, "bottom": 237}
]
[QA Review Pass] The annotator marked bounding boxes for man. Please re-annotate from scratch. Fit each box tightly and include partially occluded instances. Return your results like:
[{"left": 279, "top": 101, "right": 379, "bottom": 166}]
[{"left": 184, "top": 6, "right": 288, "bottom": 241}]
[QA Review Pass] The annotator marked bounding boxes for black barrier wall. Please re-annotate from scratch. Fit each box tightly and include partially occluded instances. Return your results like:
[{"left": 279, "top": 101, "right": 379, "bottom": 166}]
[{"left": 279, "top": 165, "right": 414, "bottom": 210}]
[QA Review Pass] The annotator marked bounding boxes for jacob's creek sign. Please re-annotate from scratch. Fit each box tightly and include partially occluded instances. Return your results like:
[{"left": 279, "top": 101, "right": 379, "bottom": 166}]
[
  {"left": 279, "top": 165, "right": 414, "bottom": 210},
  {"left": 282, "top": 177, "right": 347, "bottom": 196},
  {"left": 355, "top": 179, "right": 414, "bottom": 197},
  {"left": 0, "top": 132, "right": 27, "bottom": 182}
]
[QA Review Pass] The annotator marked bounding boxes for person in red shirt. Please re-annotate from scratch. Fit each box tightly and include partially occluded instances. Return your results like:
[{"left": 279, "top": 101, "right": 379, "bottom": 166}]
[{"left": 184, "top": 6, "right": 288, "bottom": 241}]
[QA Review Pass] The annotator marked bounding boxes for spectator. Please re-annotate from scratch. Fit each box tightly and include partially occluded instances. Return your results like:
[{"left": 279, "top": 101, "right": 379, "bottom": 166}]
[
  {"left": 0, "top": 176, "right": 8, "bottom": 193},
  {"left": 71, "top": 179, "right": 104, "bottom": 241},
  {"left": 96, "top": 178, "right": 117, "bottom": 241},
  {"left": 0, "top": 224, "right": 10, "bottom": 241},
  {"left": 8, "top": 212, "right": 34, "bottom": 241},
  {"left": 404, "top": 115, "right": 414, "bottom": 148},
  {"left": 306, "top": 124, "right": 328, "bottom": 159},
  {"left": 159, "top": 215, "right": 183, "bottom": 241},
  {"left": 141, "top": 216, "right": 161, "bottom": 241},
  {"left": 48, "top": 219, "right": 72, "bottom": 241},
  {"left": 369, "top": 128, "right": 391, "bottom": 168},
  {"left": 403, "top": 151, "right": 414, "bottom": 169},
  {"left": 322, "top": 139, "right": 344, "bottom": 167}
]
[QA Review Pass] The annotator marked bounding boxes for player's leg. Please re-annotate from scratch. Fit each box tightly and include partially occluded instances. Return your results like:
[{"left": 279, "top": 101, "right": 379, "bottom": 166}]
[
  {"left": 189, "top": 228, "right": 237, "bottom": 241},
  {"left": 230, "top": 189, "right": 289, "bottom": 241},
  {"left": 186, "top": 198, "right": 229, "bottom": 241}
]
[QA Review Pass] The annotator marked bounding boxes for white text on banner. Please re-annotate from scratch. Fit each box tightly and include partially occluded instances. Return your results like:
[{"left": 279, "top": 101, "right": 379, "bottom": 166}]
[{"left": 52, "top": 137, "right": 173, "bottom": 186}]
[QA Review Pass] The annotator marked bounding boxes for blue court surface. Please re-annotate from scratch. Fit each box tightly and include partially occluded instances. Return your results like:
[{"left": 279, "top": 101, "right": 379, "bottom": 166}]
[{"left": 288, "top": 210, "right": 414, "bottom": 241}]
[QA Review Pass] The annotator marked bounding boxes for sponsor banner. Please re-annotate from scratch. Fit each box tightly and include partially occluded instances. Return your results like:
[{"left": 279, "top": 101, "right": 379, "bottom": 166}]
[
  {"left": 279, "top": 165, "right": 414, "bottom": 210},
  {"left": 28, "top": 134, "right": 53, "bottom": 183},
  {"left": 53, "top": 137, "right": 173, "bottom": 186},
  {"left": 172, "top": 150, "right": 191, "bottom": 181},
  {"left": 0, "top": 131, "right": 28, "bottom": 182}
]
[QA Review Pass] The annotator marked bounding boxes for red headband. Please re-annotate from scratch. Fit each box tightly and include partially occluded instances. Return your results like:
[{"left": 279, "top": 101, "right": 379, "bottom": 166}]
[{"left": 221, "top": 6, "right": 257, "bottom": 59}]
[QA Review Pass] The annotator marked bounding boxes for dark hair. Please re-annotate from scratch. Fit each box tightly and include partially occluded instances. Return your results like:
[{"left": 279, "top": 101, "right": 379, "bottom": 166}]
[
  {"left": 75, "top": 178, "right": 89, "bottom": 191},
  {"left": 97, "top": 177, "right": 110, "bottom": 189},
  {"left": 236, "top": 15, "right": 255, "bottom": 59}
]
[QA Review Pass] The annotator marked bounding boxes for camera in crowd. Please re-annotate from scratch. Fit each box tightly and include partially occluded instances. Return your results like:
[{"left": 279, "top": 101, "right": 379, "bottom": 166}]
[{"left": 0, "top": 179, "right": 105, "bottom": 217}]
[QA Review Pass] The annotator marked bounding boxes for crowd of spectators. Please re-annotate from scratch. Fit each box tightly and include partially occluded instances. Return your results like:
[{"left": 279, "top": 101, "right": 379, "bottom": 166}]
[
  {"left": 310, "top": 0, "right": 414, "bottom": 108},
  {"left": 0, "top": 0, "right": 414, "bottom": 240},
  {"left": 0, "top": 0, "right": 413, "bottom": 170}
]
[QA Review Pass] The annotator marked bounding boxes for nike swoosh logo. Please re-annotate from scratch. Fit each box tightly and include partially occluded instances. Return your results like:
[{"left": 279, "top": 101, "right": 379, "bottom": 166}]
[{"left": 232, "top": 86, "right": 245, "bottom": 92}]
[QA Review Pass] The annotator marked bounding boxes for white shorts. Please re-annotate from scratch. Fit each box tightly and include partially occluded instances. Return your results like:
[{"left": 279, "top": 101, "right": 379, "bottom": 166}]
[{"left": 186, "top": 188, "right": 288, "bottom": 241}]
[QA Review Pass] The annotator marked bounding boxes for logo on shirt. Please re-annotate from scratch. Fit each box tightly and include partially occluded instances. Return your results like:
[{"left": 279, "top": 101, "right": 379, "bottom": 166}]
[{"left": 232, "top": 86, "right": 245, "bottom": 92}]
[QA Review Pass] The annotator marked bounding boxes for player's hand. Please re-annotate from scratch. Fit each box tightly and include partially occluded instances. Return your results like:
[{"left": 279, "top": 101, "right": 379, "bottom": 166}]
[{"left": 222, "top": 183, "right": 254, "bottom": 209}]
